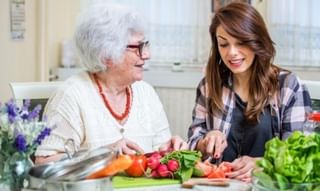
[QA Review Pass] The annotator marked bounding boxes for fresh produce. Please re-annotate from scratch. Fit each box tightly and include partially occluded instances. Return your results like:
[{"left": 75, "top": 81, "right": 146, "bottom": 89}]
[
  {"left": 157, "top": 164, "right": 170, "bottom": 177},
  {"left": 86, "top": 154, "right": 132, "bottom": 179},
  {"left": 159, "top": 150, "right": 202, "bottom": 182},
  {"left": 167, "top": 159, "right": 179, "bottom": 172},
  {"left": 193, "top": 160, "right": 214, "bottom": 177},
  {"left": 193, "top": 160, "right": 232, "bottom": 178},
  {"left": 125, "top": 154, "right": 148, "bottom": 177},
  {"left": 147, "top": 152, "right": 161, "bottom": 170},
  {"left": 255, "top": 131, "right": 320, "bottom": 190}
]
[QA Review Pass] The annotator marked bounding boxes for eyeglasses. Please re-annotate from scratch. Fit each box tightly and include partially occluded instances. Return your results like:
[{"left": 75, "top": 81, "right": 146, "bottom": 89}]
[{"left": 126, "top": 41, "right": 149, "bottom": 58}]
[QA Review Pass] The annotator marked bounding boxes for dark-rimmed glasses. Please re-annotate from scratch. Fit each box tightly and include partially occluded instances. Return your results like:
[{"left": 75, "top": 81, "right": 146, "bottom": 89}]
[{"left": 126, "top": 41, "right": 149, "bottom": 58}]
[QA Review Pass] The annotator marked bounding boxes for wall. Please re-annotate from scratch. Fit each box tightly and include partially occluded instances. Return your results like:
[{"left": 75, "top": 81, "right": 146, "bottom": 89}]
[
  {"left": 155, "top": 87, "right": 196, "bottom": 140},
  {"left": 0, "top": 0, "right": 38, "bottom": 101},
  {"left": 0, "top": 0, "right": 84, "bottom": 102},
  {"left": 44, "top": 0, "right": 83, "bottom": 78}
]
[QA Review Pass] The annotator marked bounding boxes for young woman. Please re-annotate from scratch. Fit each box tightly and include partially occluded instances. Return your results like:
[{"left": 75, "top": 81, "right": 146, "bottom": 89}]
[{"left": 188, "top": 2, "right": 312, "bottom": 182}]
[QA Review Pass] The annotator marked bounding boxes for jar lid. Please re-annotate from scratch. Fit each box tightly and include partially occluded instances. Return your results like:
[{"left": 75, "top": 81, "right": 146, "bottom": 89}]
[{"left": 29, "top": 146, "right": 117, "bottom": 181}]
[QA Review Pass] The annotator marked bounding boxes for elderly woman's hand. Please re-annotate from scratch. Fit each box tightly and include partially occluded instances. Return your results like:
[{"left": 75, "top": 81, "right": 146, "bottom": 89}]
[
  {"left": 159, "top": 135, "right": 188, "bottom": 151},
  {"left": 225, "top": 156, "right": 260, "bottom": 183},
  {"left": 197, "top": 130, "right": 227, "bottom": 159},
  {"left": 108, "top": 138, "right": 144, "bottom": 155}
]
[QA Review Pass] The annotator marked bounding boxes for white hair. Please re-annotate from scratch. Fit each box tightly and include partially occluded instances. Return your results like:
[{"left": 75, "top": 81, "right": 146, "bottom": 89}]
[{"left": 74, "top": 2, "right": 146, "bottom": 72}]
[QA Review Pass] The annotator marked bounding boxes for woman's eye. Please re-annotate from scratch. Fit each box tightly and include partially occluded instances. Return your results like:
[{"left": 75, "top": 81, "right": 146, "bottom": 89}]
[{"left": 219, "top": 44, "right": 228, "bottom": 48}]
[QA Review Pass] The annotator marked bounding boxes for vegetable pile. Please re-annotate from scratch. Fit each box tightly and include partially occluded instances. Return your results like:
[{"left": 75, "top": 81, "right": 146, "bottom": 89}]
[
  {"left": 255, "top": 131, "right": 320, "bottom": 190},
  {"left": 134, "top": 150, "right": 232, "bottom": 182},
  {"left": 86, "top": 150, "right": 233, "bottom": 183},
  {"left": 147, "top": 150, "right": 201, "bottom": 182}
]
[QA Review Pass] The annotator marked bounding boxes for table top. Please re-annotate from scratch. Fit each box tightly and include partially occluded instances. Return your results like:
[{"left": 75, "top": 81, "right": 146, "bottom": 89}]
[{"left": 114, "top": 179, "right": 251, "bottom": 191}]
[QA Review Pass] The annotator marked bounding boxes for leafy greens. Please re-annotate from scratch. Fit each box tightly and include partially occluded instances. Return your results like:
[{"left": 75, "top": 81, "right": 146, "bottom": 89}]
[{"left": 255, "top": 131, "right": 320, "bottom": 190}]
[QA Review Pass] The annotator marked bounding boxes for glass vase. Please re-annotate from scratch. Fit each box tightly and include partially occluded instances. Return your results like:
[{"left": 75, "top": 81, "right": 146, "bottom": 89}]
[{"left": 0, "top": 157, "right": 33, "bottom": 191}]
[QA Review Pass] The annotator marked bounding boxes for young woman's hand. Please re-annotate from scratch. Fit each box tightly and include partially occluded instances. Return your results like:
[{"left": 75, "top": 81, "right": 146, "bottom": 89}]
[
  {"left": 197, "top": 130, "right": 227, "bottom": 158},
  {"left": 159, "top": 135, "right": 188, "bottom": 151},
  {"left": 225, "top": 156, "right": 260, "bottom": 182}
]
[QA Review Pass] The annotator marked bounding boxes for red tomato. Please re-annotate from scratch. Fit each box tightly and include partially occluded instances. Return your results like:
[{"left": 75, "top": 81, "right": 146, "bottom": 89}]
[{"left": 125, "top": 154, "right": 147, "bottom": 177}]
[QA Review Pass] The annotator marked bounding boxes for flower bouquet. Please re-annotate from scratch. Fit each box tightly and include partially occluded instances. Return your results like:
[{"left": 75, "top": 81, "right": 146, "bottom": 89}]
[{"left": 0, "top": 99, "right": 51, "bottom": 191}]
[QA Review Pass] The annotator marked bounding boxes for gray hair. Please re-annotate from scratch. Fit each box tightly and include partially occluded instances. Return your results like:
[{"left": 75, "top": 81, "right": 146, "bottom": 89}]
[{"left": 74, "top": 3, "right": 146, "bottom": 72}]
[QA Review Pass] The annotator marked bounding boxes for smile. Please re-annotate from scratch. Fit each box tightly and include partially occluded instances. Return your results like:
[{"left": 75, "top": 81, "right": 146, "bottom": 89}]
[{"left": 229, "top": 59, "right": 244, "bottom": 67}]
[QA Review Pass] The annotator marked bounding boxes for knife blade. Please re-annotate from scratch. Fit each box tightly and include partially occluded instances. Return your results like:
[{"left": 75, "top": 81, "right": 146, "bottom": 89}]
[{"left": 207, "top": 156, "right": 223, "bottom": 166}]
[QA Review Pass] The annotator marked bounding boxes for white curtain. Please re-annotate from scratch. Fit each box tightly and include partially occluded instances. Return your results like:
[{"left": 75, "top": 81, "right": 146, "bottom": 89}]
[
  {"left": 266, "top": 0, "right": 320, "bottom": 67},
  {"left": 96, "top": 0, "right": 212, "bottom": 69}
]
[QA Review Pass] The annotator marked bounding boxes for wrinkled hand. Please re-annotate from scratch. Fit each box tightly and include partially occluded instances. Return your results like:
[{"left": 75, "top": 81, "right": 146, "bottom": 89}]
[
  {"left": 197, "top": 130, "right": 227, "bottom": 158},
  {"left": 225, "top": 156, "right": 259, "bottom": 182},
  {"left": 159, "top": 135, "right": 188, "bottom": 151},
  {"left": 108, "top": 138, "right": 144, "bottom": 155}
]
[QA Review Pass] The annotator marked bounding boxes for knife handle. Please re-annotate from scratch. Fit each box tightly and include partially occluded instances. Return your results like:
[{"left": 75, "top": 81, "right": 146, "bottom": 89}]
[{"left": 182, "top": 178, "right": 229, "bottom": 188}]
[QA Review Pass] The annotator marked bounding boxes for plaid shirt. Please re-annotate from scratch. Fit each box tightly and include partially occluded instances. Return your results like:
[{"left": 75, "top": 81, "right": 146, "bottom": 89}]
[{"left": 188, "top": 71, "right": 312, "bottom": 150}]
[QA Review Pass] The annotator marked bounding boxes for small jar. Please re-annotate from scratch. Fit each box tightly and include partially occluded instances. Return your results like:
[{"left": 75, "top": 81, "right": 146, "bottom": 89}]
[{"left": 303, "top": 112, "right": 320, "bottom": 135}]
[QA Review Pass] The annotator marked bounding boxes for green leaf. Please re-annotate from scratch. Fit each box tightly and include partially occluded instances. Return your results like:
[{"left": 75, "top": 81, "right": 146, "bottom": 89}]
[
  {"left": 256, "top": 131, "right": 320, "bottom": 189},
  {"left": 160, "top": 150, "right": 201, "bottom": 182},
  {"left": 253, "top": 171, "right": 277, "bottom": 190},
  {"left": 274, "top": 173, "right": 289, "bottom": 190}
]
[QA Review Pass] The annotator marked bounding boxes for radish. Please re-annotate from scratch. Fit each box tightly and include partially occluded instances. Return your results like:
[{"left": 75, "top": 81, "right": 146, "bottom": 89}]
[
  {"left": 167, "top": 159, "right": 179, "bottom": 172},
  {"left": 147, "top": 156, "right": 160, "bottom": 170},
  {"left": 157, "top": 164, "right": 170, "bottom": 177},
  {"left": 151, "top": 152, "right": 162, "bottom": 159},
  {"left": 150, "top": 169, "right": 160, "bottom": 178}
]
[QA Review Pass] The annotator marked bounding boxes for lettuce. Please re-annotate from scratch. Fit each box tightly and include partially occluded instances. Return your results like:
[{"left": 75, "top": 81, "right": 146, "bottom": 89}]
[{"left": 255, "top": 131, "right": 320, "bottom": 190}]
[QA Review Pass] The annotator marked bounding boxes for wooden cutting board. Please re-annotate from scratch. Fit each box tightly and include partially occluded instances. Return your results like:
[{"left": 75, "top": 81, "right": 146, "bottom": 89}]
[{"left": 112, "top": 175, "right": 180, "bottom": 189}]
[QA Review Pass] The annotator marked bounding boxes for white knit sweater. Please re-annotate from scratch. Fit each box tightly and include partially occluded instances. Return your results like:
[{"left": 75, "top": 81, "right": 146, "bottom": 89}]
[{"left": 35, "top": 72, "right": 172, "bottom": 156}]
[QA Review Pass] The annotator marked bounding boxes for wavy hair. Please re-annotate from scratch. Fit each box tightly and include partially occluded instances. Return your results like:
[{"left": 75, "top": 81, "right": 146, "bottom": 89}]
[
  {"left": 206, "top": 2, "right": 280, "bottom": 123},
  {"left": 74, "top": 3, "right": 146, "bottom": 72}
]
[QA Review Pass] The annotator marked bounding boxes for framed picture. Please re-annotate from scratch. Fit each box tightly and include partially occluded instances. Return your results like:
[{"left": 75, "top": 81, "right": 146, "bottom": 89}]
[{"left": 211, "top": 0, "right": 251, "bottom": 13}]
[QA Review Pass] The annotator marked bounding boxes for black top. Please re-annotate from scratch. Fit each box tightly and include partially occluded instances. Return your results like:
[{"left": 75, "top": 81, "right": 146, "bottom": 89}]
[{"left": 223, "top": 93, "right": 274, "bottom": 162}]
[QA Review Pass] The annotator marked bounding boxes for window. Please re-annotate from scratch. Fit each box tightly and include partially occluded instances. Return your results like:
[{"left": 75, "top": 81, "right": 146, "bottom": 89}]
[
  {"left": 103, "top": 0, "right": 212, "bottom": 71},
  {"left": 266, "top": 0, "right": 320, "bottom": 68}
]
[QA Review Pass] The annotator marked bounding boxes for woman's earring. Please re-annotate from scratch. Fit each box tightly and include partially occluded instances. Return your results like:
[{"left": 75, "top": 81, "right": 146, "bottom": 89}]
[{"left": 218, "top": 59, "right": 222, "bottom": 65}]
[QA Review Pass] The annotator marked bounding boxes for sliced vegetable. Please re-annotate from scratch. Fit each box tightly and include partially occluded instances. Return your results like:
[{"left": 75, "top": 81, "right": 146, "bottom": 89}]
[{"left": 193, "top": 161, "right": 215, "bottom": 177}]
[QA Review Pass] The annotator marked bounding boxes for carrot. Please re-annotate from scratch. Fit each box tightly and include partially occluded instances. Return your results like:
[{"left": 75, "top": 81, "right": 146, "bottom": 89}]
[{"left": 86, "top": 154, "right": 133, "bottom": 179}]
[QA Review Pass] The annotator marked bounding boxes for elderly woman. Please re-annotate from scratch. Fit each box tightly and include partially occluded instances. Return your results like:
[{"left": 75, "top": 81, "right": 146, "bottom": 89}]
[
  {"left": 188, "top": 2, "right": 312, "bottom": 182},
  {"left": 35, "top": 3, "right": 187, "bottom": 164}
]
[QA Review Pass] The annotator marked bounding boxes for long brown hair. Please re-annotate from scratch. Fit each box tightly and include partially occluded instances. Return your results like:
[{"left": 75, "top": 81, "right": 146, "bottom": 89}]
[{"left": 206, "top": 2, "right": 280, "bottom": 123}]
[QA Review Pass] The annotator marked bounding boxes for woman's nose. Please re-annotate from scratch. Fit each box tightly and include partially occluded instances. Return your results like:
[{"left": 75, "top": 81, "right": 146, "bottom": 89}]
[
  {"left": 141, "top": 48, "right": 151, "bottom": 60},
  {"left": 229, "top": 45, "right": 239, "bottom": 57}
]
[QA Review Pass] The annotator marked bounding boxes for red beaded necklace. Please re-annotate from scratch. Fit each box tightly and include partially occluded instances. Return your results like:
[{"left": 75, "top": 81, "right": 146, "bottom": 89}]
[{"left": 93, "top": 73, "right": 131, "bottom": 121}]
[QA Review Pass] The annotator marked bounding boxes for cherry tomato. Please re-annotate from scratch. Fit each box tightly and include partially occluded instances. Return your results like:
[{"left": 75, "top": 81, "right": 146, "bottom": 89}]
[{"left": 125, "top": 154, "right": 147, "bottom": 177}]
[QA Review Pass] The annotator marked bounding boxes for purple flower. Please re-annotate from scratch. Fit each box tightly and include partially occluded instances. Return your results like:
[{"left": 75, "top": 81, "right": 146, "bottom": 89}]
[
  {"left": 28, "top": 105, "right": 42, "bottom": 121},
  {"left": 22, "top": 100, "right": 31, "bottom": 110},
  {"left": 34, "top": 127, "right": 51, "bottom": 145},
  {"left": 5, "top": 99, "right": 19, "bottom": 123},
  {"left": 14, "top": 134, "right": 27, "bottom": 152}
]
